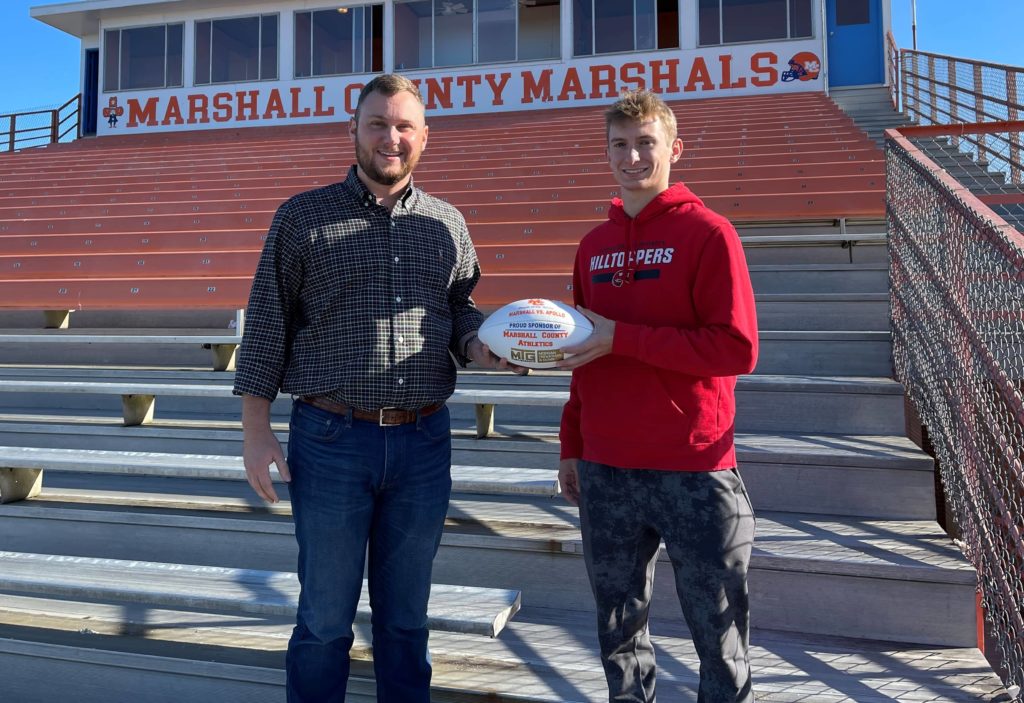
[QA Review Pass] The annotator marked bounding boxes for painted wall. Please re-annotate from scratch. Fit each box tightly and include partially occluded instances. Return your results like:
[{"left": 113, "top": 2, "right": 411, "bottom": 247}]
[{"left": 84, "top": 0, "right": 829, "bottom": 136}]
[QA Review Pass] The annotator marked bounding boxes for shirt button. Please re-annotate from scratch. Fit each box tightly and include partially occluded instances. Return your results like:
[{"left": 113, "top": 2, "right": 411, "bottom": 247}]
[
  {"left": 395, "top": 296, "right": 402, "bottom": 303},
  {"left": 397, "top": 378, "right": 405, "bottom": 385},
  {"left": 394, "top": 256, "right": 400, "bottom": 263},
  {"left": 389, "top": 220, "right": 396, "bottom": 228},
  {"left": 397, "top": 336, "right": 404, "bottom": 344}
]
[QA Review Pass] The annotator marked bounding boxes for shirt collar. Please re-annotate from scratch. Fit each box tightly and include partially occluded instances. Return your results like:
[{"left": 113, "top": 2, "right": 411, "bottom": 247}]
[{"left": 343, "top": 165, "right": 417, "bottom": 210}]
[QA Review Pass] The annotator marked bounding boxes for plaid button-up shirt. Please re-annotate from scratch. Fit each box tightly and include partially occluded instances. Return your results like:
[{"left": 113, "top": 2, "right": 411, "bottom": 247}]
[{"left": 233, "top": 166, "right": 484, "bottom": 409}]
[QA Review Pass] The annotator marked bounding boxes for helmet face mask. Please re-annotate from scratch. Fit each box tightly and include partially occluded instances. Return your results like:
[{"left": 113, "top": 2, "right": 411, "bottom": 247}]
[{"left": 782, "top": 52, "right": 822, "bottom": 82}]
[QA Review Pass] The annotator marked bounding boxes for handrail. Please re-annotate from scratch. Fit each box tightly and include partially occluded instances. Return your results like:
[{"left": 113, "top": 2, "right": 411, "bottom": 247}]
[
  {"left": 1, "top": 94, "right": 81, "bottom": 153},
  {"left": 886, "top": 126, "right": 1024, "bottom": 697},
  {"left": 886, "top": 31, "right": 900, "bottom": 111},
  {"left": 899, "top": 48, "right": 1024, "bottom": 185}
]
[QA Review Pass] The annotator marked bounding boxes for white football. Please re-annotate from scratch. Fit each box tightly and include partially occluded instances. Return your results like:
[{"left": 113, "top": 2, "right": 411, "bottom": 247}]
[{"left": 478, "top": 298, "right": 594, "bottom": 369}]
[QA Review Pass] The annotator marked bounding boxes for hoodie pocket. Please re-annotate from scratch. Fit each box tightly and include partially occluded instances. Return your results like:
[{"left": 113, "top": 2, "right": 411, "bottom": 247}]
[{"left": 655, "top": 371, "right": 720, "bottom": 446}]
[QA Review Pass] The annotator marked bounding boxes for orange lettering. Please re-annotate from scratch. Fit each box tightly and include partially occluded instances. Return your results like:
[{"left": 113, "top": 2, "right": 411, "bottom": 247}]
[
  {"left": 312, "top": 85, "right": 335, "bottom": 117},
  {"left": 620, "top": 62, "right": 647, "bottom": 91},
  {"left": 557, "top": 68, "right": 585, "bottom": 102},
  {"left": 236, "top": 90, "right": 259, "bottom": 121},
  {"left": 457, "top": 74, "right": 482, "bottom": 107},
  {"left": 751, "top": 52, "right": 778, "bottom": 87},
  {"left": 290, "top": 87, "right": 311, "bottom": 117},
  {"left": 649, "top": 59, "right": 680, "bottom": 93},
  {"left": 522, "top": 69, "right": 553, "bottom": 104},
  {"left": 424, "top": 77, "right": 453, "bottom": 110},
  {"left": 263, "top": 89, "right": 286, "bottom": 119},
  {"left": 127, "top": 97, "right": 158, "bottom": 127},
  {"left": 485, "top": 73, "right": 510, "bottom": 106},
  {"left": 213, "top": 93, "right": 233, "bottom": 122},
  {"left": 344, "top": 83, "right": 363, "bottom": 115},
  {"left": 719, "top": 55, "right": 747, "bottom": 89},
  {"left": 589, "top": 64, "right": 617, "bottom": 99},
  {"left": 684, "top": 58, "right": 714, "bottom": 93},
  {"left": 187, "top": 94, "right": 209, "bottom": 124},
  {"left": 161, "top": 96, "right": 184, "bottom": 125}
]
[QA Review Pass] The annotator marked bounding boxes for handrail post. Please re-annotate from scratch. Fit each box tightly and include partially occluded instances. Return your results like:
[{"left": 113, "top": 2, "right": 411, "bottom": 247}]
[
  {"left": 909, "top": 52, "right": 921, "bottom": 123},
  {"left": 1008, "top": 72, "right": 1022, "bottom": 184},
  {"left": 927, "top": 55, "right": 937, "bottom": 124},
  {"left": 973, "top": 64, "right": 986, "bottom": 163},
  {"left": 50, "top": 109, "right": 59, "bottom": 145},
  {"left": 7, "top": 113, "right": 15, "bottom": 152},
  {"left": 949, "top": 60, "right": 960, "bottom": 146},
  {"left": 909, "top": 52, "right": 917, "bottom": 121}
]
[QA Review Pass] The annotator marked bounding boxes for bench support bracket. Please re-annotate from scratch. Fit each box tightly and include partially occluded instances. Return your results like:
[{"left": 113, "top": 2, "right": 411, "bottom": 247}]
[
  {"left": 210, "top": 344, "right": 238, "bottom": 372},
  {"left": 475, "top": 403, "right": 495, "bottom": 439},
  {"left": 43, "top": 310, "right": 73, "bottom": 329},
  {"left": 0, "top": 467, "right": 42, "bottom": 504},
  {"left": 122, "top": 394, "right": 156, "bottom": 425}
]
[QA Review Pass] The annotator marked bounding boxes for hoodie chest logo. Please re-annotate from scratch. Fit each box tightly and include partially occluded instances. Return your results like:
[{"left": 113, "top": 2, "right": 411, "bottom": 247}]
[{"left": 590, "top": 246, "right": 674, "bottom": 286}]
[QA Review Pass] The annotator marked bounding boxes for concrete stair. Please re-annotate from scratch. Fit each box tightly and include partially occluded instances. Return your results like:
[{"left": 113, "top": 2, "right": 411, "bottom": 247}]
[
  {"left": 829, "top": 86, "right": 907, "bottom": 145},
  {"left": 0, "top": 123, "right": 1011, "bottom": 699}
]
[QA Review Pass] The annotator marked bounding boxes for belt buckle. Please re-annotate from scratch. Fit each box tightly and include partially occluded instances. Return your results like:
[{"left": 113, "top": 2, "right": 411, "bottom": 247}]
[{"left": 378, "top": 407, "right": 403, "bottom": 427}]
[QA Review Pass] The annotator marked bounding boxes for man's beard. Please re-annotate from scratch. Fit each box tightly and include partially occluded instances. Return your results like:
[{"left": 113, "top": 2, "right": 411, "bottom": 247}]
[{"left": 355, "top": 139, "right": 417, "bottom": 187}]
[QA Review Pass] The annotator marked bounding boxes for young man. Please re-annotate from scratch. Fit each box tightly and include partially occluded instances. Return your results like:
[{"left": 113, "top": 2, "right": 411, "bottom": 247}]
[
  {"left": 234, "top": 74, "right": 512, "bottom": 703},
  {"left": 557, "top": 89, "right": 759, "bottom": 702}
]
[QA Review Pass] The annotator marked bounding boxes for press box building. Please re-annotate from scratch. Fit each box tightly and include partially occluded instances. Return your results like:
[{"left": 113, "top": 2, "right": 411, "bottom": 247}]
[{"left": 31, "top": 0, "right": 891, "bottom": 136}]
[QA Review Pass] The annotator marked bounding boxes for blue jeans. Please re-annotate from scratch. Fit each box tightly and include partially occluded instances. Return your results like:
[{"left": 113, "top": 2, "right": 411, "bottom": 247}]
[{"left": 285, "top": 400, "right": 452, "bottom": 703}]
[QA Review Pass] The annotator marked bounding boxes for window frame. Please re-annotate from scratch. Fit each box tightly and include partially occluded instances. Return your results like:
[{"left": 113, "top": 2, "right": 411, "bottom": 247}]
[
  {"left": 393, "top": 0, "right": 560, "bottom": 71},
  {"left": 194, "top": 13, "right": 280, "bottom": 86},
  {"left": 697, "top": 0, "right": 815, "bottom": 47},
  {"left": 294, "top": 5, "right": 384, "bottom": 79},
  {"left": 102, "top": 21, "right": 184, "bottom": 93},
  {"left": 573, "top": 0, "right": 679, "bottom": 58}
]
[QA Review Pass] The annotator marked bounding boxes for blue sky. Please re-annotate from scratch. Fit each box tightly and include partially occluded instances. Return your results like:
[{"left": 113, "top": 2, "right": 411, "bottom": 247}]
[{"left": 1, "top": 1, "right": 1021, "bottom": 115}]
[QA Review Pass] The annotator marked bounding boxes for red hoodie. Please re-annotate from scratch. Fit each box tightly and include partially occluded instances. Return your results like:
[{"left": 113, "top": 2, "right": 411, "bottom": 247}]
[{"left": 559, "top": 182, "right": 758, "bottom": 471}]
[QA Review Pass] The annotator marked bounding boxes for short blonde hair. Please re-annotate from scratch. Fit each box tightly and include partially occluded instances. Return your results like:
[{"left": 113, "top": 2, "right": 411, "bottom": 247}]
[{"left": 605, "top": 90, "right": 678, "bottom": 143}]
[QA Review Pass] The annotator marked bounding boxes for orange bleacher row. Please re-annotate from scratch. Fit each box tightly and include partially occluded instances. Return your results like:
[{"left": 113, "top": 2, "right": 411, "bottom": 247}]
[
  {"left": 1, "top": 134, "right": 878, "bottom": 186},
  {"left": 0, "top": 92, "right": 886, "bottom": 311}
]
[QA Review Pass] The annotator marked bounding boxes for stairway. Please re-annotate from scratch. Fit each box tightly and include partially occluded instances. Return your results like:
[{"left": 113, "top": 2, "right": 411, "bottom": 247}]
[
  {"left": 830, "top": 85, "right": 1024, "bottom": 233},
  {"left": 0, "top": 226, "right": 1010, "bottom": 701},
  {"left": 829, "top": 85, "right": 906, "bottom": 145}
]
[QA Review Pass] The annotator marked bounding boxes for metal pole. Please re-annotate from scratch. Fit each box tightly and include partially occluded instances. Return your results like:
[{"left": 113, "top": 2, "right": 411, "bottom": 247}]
[{"left": 911, "top": 0, "right": 918, "bottom": 50}]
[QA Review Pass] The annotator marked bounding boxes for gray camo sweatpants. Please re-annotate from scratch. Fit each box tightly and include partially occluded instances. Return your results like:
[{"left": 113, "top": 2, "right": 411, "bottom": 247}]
[{"left": 578, "top": 461, "right": 756, "bottom": 703}]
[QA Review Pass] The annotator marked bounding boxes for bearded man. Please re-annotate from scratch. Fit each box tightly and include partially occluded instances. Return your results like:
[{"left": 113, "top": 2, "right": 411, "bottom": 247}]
[{"left": 234, "top": 73, "right": 512, "bottom": 703}]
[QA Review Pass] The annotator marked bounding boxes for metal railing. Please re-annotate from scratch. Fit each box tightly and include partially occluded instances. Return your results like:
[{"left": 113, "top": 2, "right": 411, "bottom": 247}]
[
  {"left": 887, "top": 127, "right": 1024, "bottom": 698},
  {"left": 886, "top": 31, "right": 900, "bottom": 111},
  {"left": 0, "top": 95, "right": 81, "bottom": 153},
  {"left": 900, "top": 49, "right": 1024, "bottom": 186}
]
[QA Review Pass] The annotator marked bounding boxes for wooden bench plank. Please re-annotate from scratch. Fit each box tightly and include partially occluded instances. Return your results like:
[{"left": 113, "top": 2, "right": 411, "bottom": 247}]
[
  {"left": 0, "top": 446, "right": 559, "bottom": 504},
  {"left": 0, "top": 551, "right": 520, "bottom": 637}
]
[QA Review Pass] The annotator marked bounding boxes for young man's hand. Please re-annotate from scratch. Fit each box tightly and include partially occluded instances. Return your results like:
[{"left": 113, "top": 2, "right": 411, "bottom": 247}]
[
  {"left": 466, "top": 335, "right": 531, "bottom": 376},
  {"left": 558, "top": 458, "right": 580, "bottom": 506},
  {"left": 557, "top": 307, "right": 614, "bottom": 370}
]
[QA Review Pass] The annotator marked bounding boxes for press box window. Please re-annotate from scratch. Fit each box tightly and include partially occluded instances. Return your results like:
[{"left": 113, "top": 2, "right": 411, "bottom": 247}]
[
  {"left": 573, "top": 0, "right": 679, "bottom": 57},
  {"left": 836, "top": 0, "right": 870, "bottom": 24},
  {"left": 699, "top": 0, "right": 812, "bottom": 46},
  {"left": 295, "top": 5, "right": 384, "bottom": 78},
  {"left": 195, "top": 15, "right": 279, "bottom": 85},
  {"left": 394, "top": 0, "right": 560, "bottom": 70},
  {"left": 103, "top": 24, "right": 183, "bottom": 92}
]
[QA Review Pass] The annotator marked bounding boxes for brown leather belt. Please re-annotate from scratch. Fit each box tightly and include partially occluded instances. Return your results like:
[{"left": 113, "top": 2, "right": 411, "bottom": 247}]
[{"left": 300, "top": 396, "right": 444, "bottom": 426}]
